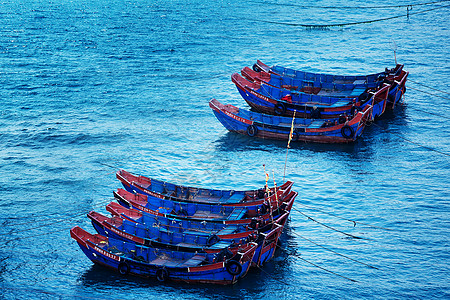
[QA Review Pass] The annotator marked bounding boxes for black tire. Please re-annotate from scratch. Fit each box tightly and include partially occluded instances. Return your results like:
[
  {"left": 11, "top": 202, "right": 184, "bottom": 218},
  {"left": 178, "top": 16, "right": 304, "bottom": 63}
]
[
  {"left": 260, "top": 202, "right": 270, "bottom": 214},
  {"left": 341, "top": 125, "right": 355, "bottom": 139},
  {"left": 310, "top": 107, "right": 321, "bottom": 119},
  {"left": 118, "top": 262, "right": 130, "bottom": 275},
  {"left": 252, "top": 63, "right": 262, "bottom": 72},
  {"left": 156, "top": 267, "right": 169, "bottom": 282},
  {"left": 274, "top": 103, "right": 286, "bottom": 115},
  {"left": 135, "top": 255, "right": 146, "bottom": 262},
  {"left": 225, "top": 260, "right": 242, "bottom": 276},
  {"left": 247, "top": 125, "right": 258, "bottom": 137},
  {"left": 350, "top": 106, "right": 361, "bottom": 116},
  {"left": 207, "top": 234, "right": 219, "bottom": 246},
  {"left": 292, "top": 130, "right": 299, "bottom": 142},
  {"left": 249, "top": 218, "right": 258, "bottom": 229}
]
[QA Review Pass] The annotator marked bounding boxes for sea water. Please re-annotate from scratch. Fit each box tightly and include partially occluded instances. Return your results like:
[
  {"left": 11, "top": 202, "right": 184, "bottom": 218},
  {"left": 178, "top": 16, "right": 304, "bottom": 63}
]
[{"left": 0, "top": 0, "right": 449, "bottom": 299}]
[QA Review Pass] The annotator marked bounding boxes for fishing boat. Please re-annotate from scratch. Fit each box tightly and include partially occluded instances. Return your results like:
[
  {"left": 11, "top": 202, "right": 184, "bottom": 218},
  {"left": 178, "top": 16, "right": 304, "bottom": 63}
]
[
  {"left": 70, "top": 226, "right": 257, "bottom": 284},
  {"left": 209, "top": 99, "right": 372, "bottom": 143},
  {"left": 106, "top": 201, "right": 260, "bottom": 241},
  {"left": 87, "top": 210, "right": 249, "bottom": 254},
  {"left": 232, "top": 72, "right": 391, "bottom": 120},
  {"left": 116, "top": 169, "right": 294, "bottom": 206},
  {"left": 242, "top": 66, "right": 379, "bottom": 98},
  {"left": 87, "top": 209, "right": 288, "bottom": 266},
  {"left": 105, "top": 201, "right": 292, "bottom": 266},
  {"left": 113, "top": 189, "right": 297, "bottom": 225},
  {"left": 249, "top": 60, "right": 409, "bottom": 110},
  {"left": 252, "top": 60, "right": 403, "bottom": 87},
  {"left": 114, "top": 188, "right": 287, "bottom": 222}
]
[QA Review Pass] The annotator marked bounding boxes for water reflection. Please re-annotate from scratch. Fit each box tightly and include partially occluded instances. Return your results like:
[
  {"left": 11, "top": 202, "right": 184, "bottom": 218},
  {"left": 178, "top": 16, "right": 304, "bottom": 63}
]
[
  {"left": 78, "top": 262, "right": 293, "bottom": 300},
  {"left": 212, "top": 106, "right": 408, "bottom": 160}
]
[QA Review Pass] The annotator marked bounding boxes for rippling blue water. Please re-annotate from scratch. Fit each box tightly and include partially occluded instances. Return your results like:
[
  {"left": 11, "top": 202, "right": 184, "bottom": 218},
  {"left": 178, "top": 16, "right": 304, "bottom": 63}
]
[{"left": 1, "top": 0, "right": 449, "bottom": 299}]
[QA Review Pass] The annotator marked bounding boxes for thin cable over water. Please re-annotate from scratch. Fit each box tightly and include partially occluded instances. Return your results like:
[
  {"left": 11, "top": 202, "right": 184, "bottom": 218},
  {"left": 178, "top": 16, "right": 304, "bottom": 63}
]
[
  {"left": 248, "top": 0, "right": 450, "bottom": 9},
  {"left": 370, "top": 122, "right": 450, "bottom": 157},
  {"left": 288, "top": 229, "right": 379, "bottom": 269},
  {"left": 296, "top": 203, "right": 393, "bottom": 231},
  {"left": 248, "top": 4, "right": 450, "bottom": 28},
  {"left": 293, "top": 207, "right": 366, "bottom": 239},
  {"left": 408, "top": 79, "right": 450, "bottom": 95},
  {"left": 274, "top": 245, "right": 359, "bottom": 282},
  {"left": 407, "top": 86, "right": 450, "bottom": 101}
]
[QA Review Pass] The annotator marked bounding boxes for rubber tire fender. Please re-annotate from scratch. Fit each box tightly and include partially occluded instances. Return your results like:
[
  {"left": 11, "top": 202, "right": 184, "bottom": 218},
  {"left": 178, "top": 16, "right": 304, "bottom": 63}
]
[
  {"left": 310, "top": 107, "right": 321, "bottom": 119},
  {"left": 207, "top": 234, "right": 220, "bottom": 246},
  {"left": 274, "top": 103, "right": 286, "bottom": 115},
  {"left": 156, "top": 267, "right": 169, "bottom": 282},
  {"left": 118, "top": 262, "right": 130, "bottom": 275},
  {"left": 292, "top": 129, "right": 299, "bottom": 142},
  {"left": 247, "top": 125, "right": 258, "bottom": 137},
  {"left": 341, "top": 125, "right": 355, "bottom": 139},
  {"left": 225, "top": 260, "right": 243, "bottom": 276}
]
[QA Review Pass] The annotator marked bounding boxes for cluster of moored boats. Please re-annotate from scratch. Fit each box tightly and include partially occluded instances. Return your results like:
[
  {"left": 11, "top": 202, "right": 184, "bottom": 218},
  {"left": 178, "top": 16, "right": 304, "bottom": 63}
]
[
  {"left": 210, "top": 60, "right": 409, "bottom": 143},
  {"left": 70, "top": 169, "right": 297, "bottom": 284}
]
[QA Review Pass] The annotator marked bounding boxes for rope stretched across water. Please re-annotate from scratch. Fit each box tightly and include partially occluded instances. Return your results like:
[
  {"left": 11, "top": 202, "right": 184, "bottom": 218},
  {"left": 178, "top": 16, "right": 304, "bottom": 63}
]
[
  {"left": 408, "top": 79, "right": 450, "bottom": 95},
  {"left": 293, "top": 207, "right": 366, "bottom": 239},
  {"left": 248, "top": 0, "right": 450, "bottom": 10},
  {"left": 295, "top": 203, "right": 392, "bottom": 231},
  {"left": 248, "top": 4, "right": 450, "bottom": 28},
  {"left": 273, "top": 244, "right": 359, "bottom": 282},
  {"left": 288, "top": 229, "right": 379, "bottom": 269},
  {"left": 407, "top": 86, "right": 450, "bottom": 101}
]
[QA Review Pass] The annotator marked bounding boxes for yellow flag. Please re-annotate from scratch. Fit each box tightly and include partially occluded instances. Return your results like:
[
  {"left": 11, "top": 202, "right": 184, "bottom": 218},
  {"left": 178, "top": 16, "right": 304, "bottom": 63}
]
[{"left": 287, "top": 110, "right": 296, "bottom": 148}]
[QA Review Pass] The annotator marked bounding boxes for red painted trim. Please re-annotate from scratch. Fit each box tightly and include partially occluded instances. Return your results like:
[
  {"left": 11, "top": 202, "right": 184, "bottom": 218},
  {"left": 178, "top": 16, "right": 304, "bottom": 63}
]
[{"left": 209, "top": 99, "right": 252, "bottom": 125}]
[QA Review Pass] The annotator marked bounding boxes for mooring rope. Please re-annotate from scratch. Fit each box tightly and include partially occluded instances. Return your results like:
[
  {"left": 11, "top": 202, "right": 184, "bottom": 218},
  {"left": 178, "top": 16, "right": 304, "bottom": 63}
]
[
  {"left": 3, "top": 226, "right": 70, "bottom": 245},
  {"left": 408, "top": 79, "right": 450, "bottom": 95},
  {"left": 288, "top": 229, "right": 379, "bottom": 269},
  {"left": 98, "top": 161, "right": 122, "bottom": 170},
  {"left": 0, "top": 198, "right": 115, "bottom": 230},
  {"left": 292, "top": 207, "right": 366, "bottom": 239},
  {"left": 248, "top": 4, "right": 450, "bottom": 28},
  {"left": 406, "top": 106, "right": 450, "bottom": 120},
  {"left": 248, "top": 0, "right": 450, "bottom": 9},
  {"left": 274, "top": 244, "right": 359, "bottom": 282},
  {"left": 295, "top": 203, "right": 393, "bottom": 231},
  {"left": 370, "top": 122, "right": 450, "bottom": 157},
  {"left": 407, "top": 86, "right": 450, "bottom": 101}
]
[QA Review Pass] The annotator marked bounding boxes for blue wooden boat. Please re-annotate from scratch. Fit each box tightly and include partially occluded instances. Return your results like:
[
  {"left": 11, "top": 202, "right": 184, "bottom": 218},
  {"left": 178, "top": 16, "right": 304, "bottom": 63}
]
[
  {"left": 70, "top": 226, "right": 257, "bottom": 284},
  {"left": 250, "top": 60, "right": 408, "bottom": 110},
  {"left": 87, "top": 209, "right": 288, "bottom": 267},
  {"left": 104, "top": 201, "right": 292, "bottom": 267},
  {"left": 113, "top": 188, "right": 296, "bottom": 225},
  {"left": 87, "top": 210, "right": 250, "bottom": 254},
  {"left": 114, "top": 188, "right": 289, "bottom": 223},
  {"left": 232, "top": 72, "right": 392, "bottom": 120},
  {"left": 243, "top": 66, "right": 380, "bottom": 98},
  {"left": 253, "top": 60, "right": 403, "bottom": 88},
  {"left": 106, "top": 201, "right": 260, "bottom": 241},
  {"left": 209, "top": 99, "right": 373, "bottom": 143},
  {"left": 117, "top": 169, "right": 293, "bottom": 206},
  {"left": 114, "top": 190, "right": 297, "bottom": 224}
]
